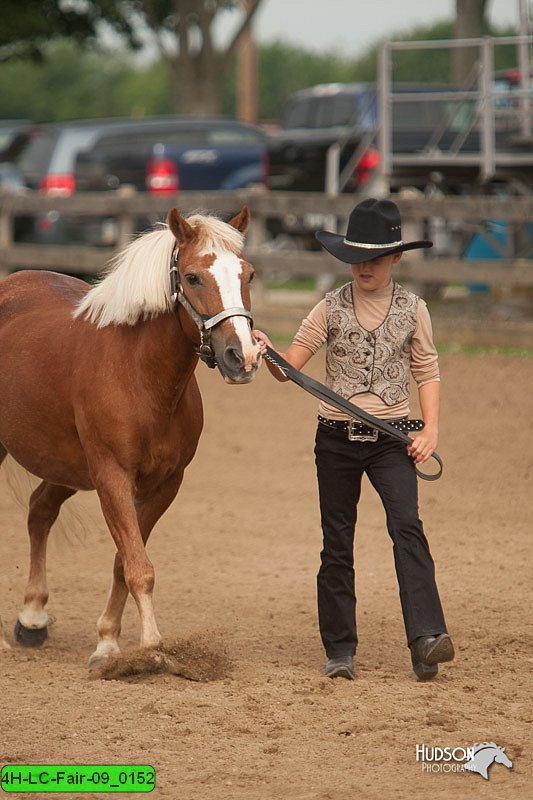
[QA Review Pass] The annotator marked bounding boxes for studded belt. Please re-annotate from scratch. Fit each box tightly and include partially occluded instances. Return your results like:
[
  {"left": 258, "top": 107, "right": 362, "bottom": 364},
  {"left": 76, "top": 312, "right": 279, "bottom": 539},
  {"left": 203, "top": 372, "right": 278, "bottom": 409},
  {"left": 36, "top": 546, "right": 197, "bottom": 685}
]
[{"left": 318, "top": 415, "right": 424, "bottom": 442}]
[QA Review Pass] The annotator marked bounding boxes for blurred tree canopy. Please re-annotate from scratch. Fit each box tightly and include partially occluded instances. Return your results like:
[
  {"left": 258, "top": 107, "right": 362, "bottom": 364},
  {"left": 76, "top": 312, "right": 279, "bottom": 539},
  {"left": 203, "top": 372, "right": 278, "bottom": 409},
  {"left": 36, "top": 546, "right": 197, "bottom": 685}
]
[
  {"left": 0, "top": 1, "right": 263, "bottom": 115},
  {"left": 0, "top": 0, "right": 137, "bottom": 63},
  {"left": 0, "top": 17, "right": 518, "bottom": 124},
  {"left": 98, "top": 1, "right": 265, "bottom": 114}
]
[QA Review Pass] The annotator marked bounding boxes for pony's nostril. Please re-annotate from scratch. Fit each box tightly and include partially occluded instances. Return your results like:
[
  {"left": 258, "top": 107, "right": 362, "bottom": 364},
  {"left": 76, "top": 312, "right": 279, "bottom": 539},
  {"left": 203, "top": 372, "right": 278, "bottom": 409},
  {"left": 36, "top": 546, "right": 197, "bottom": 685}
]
[{"left": 224, "top": 346, "right": 245, "bottom": 370}]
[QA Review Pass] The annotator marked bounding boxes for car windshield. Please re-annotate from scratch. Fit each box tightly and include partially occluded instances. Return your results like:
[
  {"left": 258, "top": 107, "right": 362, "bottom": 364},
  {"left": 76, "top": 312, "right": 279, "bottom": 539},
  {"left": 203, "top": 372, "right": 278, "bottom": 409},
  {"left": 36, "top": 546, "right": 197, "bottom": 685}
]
[
  {"left": 47, "top": 128, "right": 104, "bottom": 173},
  {"left": 16, "top": 130, "right": 58, "bottom": 184},
  {"left": 284, "top": 98, "right": 315, "bottom": 129}
]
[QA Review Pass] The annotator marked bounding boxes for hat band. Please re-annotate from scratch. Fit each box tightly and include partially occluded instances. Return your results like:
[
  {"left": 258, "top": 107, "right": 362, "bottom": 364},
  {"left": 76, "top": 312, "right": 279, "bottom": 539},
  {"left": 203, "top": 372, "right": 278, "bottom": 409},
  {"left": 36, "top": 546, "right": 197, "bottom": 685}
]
[{"left": 343, "top": 238, "right": 404, "bottom": 249}]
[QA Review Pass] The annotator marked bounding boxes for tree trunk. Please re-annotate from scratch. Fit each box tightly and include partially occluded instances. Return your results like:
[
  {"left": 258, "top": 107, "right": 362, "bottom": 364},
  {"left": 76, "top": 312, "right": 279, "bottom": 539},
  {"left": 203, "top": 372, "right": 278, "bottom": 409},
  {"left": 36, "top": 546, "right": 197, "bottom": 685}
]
[
  {"left": 171, "top": 51, "right": 225, "bottom": 115},
  {"left": 452, "top": 0, "right": 490, "bottom": 87},
  {"left": 237, "top": 0, "right": 258, "bottom": 123},
  {"left": 166, "top": 0, "right": 263, "bottom": 115}
]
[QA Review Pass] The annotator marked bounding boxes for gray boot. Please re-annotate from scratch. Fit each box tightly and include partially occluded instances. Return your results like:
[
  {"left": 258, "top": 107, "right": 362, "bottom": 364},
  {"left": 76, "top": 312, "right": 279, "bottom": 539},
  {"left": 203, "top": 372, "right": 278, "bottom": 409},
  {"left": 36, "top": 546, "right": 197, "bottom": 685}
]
[{"left": 325, "top": 655, "right": 354, "bottom": 680}]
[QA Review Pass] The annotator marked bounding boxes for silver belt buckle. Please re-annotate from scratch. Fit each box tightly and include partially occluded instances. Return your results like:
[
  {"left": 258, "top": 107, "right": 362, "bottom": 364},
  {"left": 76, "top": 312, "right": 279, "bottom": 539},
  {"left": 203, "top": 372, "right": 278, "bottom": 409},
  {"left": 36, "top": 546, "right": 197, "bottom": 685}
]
[{"left": 347, "top": 419, "right": 378, "bottom": 442}]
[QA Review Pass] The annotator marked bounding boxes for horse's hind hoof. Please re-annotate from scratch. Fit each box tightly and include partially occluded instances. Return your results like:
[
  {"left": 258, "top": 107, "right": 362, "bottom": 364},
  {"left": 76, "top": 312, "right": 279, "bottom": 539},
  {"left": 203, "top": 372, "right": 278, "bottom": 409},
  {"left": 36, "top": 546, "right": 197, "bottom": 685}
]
[{"left": 14, "top": 619, "right": 48, "bottom": 647}]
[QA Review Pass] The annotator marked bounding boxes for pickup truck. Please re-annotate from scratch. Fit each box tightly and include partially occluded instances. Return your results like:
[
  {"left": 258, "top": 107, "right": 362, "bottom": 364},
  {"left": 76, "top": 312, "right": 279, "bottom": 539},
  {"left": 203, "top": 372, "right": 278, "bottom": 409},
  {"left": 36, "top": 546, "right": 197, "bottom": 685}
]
[
  {"left": 269, "top": 80, "right": 533, "bottom": 192},
  {"left": 266, "top": 81, "right": 532, "bottom": 247},
  {"left": 267, "top": 82, "right": 487, "bottom": 195},
  {"left": 75, "top": 117, "right": 269, "bottom": 194}
]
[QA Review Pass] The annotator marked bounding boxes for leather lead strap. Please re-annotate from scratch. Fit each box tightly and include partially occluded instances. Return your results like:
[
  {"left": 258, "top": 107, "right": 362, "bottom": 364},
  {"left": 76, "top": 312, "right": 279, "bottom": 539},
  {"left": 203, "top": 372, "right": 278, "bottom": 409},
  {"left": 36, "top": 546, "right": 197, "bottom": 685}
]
[{"left": 264, "top": 346, "right": 443, "bottom": 482}]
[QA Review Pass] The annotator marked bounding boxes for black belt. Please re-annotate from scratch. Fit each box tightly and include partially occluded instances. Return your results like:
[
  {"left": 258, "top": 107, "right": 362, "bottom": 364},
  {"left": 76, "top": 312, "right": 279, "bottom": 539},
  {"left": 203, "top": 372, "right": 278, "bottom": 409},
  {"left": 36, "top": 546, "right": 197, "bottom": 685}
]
[
  {"left": 318, "top": 415, "right": 424, "bottom": 440},
  {"left": 263, "top": 345, "right": 443, "bottom": 481}
]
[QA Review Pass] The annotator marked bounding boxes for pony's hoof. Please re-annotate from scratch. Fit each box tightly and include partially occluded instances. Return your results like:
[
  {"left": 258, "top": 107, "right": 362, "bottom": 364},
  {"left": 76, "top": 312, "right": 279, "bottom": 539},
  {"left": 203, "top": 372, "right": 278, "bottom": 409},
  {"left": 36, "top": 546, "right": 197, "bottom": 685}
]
[
  {"left": 14, "top": 619, "right": 48, "bottom": 648},
  {"left": 88, "top": 653, "right": 107, "bottom": 669},
  {"left": 88, "top": 646, "right": 120, "bottom": 669}
]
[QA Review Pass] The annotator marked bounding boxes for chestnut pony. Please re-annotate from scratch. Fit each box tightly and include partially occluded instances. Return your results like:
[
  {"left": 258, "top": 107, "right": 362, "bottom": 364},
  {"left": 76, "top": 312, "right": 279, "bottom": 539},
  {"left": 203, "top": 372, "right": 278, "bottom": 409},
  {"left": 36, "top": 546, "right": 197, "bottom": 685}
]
[{"left": 0, "top": 206, "right": 260, "bottom": 666}]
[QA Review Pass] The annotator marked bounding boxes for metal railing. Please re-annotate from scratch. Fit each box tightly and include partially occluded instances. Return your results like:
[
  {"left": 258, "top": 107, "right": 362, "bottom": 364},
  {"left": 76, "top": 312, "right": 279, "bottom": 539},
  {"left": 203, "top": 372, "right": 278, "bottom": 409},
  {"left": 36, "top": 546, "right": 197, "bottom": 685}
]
[
  {"left": 378, "top": 35, "right": 533, "bottom": 190},
  {"left": 326, "top": 35, "right": 533, "bottom": 194}
]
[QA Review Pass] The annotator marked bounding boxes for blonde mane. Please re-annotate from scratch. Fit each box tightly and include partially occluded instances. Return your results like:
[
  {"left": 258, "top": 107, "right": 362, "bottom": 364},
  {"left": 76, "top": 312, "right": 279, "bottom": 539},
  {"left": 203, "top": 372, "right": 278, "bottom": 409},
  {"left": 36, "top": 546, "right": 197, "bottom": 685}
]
[{"left": 72, "top": 214, "right": 245, "bottom": 328}]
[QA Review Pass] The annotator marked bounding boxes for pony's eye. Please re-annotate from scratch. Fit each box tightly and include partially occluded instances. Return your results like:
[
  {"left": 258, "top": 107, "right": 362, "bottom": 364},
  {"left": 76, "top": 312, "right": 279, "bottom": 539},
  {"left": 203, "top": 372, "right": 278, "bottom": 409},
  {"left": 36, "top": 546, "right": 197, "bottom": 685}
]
[
  {"left": 185, "top": 274, "right": 200, "bottom": 286},
  {"left": 248, "top": 272, "right": 255, "bottom": 283}
]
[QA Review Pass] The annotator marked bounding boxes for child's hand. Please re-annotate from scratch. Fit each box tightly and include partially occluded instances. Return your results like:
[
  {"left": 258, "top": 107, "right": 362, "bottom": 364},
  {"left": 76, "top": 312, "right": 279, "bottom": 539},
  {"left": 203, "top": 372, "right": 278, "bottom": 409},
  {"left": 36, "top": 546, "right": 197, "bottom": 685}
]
[
  {"left": 252, "top": 329, "right": 273, "bottom": 356},
  {"left": 407, "top": 429, "right": 438, "bottom": 464}
]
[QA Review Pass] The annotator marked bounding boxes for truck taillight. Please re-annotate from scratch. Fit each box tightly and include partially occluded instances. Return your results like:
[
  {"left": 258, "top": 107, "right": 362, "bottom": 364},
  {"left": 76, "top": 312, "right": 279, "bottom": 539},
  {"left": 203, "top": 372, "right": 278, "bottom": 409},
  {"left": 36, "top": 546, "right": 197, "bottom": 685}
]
[
  {"left": 146, "top": 158, "right": 179, "bottom": 194},
  {"left": 357, "top": 147, "right": 380, "bottom": 186},
  {"left": 39, "top": 173, "right": 75, "bottom": 196}
]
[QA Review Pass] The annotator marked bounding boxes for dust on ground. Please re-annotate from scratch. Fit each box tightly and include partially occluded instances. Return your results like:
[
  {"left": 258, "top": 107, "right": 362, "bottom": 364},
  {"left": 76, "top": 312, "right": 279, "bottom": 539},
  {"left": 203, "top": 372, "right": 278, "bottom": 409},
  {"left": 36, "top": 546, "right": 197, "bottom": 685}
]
[{"left": 1, "top": 343, "right": 531, "bottom": 800}]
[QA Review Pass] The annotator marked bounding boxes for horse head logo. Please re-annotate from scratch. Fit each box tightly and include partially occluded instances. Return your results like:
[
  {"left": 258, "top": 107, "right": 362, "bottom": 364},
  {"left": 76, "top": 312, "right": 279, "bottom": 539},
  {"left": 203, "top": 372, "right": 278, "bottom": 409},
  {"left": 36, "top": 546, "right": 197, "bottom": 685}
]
[{"left": 464, "top": 742, "right": 513, "bottom": 780}]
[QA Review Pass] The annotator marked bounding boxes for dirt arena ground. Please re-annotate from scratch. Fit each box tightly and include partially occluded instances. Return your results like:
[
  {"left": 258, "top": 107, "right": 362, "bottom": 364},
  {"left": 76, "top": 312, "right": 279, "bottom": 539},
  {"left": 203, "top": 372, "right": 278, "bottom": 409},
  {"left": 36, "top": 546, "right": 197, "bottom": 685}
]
[{"left": 0, "top": 342, "right": 531, "bottom": 799}]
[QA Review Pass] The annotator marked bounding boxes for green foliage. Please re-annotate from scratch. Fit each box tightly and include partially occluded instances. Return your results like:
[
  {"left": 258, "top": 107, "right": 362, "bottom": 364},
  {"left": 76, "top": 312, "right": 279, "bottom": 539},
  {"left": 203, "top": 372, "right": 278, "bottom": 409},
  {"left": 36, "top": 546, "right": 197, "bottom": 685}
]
[
  {"left": 0, "top": 0, "right": 138, "bottom": 63},
  {"left": 0, "top": 17, "right": 521, "bottom": 124},
  {"left": 0, "top": 0, "right": 94, "bottom": 62},
  {"left": 350, "top": 20, "right": 518, "bottom": 84},
  {"left": 0, "top": 42, "right": 172, "bottom": 122}
]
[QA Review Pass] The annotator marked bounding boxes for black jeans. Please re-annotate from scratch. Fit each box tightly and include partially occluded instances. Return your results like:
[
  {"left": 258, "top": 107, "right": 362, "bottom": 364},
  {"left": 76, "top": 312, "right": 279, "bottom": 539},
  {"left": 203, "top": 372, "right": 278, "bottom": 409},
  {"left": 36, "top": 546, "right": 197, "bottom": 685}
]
[{"left": 314, "top": 422, "right": 448, "bottom": 658}]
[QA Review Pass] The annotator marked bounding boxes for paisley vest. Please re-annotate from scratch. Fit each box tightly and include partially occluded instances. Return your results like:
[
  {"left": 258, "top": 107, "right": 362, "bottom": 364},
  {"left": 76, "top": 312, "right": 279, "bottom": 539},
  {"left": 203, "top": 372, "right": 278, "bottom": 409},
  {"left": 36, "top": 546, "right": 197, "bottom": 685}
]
[{"left": 325, "top": 282, "right": 418, "bottom": 406}]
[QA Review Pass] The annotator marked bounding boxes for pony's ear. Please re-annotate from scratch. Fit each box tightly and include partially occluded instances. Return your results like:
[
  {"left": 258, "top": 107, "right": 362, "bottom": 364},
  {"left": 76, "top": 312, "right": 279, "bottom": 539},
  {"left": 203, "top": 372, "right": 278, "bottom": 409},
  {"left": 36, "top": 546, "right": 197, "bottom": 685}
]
[
  {"left": 228, "top": 206, "right": 250, "bottom": 234},
  {"left": 168, "top": 208, "right": 196, "bottom": 245}
]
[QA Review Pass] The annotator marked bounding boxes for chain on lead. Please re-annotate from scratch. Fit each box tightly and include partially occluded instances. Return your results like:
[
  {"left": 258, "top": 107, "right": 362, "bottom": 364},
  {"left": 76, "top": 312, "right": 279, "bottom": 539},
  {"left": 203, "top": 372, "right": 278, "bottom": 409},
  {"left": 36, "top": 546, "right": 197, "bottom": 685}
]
[{"left": 262, "top": 349, "right": 289, "bottom": 378}]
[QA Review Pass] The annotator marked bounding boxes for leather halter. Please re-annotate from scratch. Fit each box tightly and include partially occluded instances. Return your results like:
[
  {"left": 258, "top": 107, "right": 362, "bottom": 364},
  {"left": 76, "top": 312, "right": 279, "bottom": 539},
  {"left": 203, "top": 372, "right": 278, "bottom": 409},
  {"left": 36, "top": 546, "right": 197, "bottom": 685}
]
[{"left": 170, "top": 250, "right": 254, "bottom": 369}]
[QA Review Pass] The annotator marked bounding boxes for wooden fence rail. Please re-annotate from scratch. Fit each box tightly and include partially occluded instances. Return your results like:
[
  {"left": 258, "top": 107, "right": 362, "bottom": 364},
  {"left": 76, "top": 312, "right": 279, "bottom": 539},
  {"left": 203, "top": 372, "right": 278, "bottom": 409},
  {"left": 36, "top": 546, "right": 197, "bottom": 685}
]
[{"left": 1, "top": 189, "right": 532, "bottom": 287}]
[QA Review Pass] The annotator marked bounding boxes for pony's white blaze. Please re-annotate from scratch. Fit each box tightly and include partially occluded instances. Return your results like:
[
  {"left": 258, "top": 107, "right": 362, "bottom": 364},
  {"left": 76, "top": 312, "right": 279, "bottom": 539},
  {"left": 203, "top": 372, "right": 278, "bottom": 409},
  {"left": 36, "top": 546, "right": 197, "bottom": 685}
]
[{"left": 208, "top": 251, "right": 260, "bottom": 371}]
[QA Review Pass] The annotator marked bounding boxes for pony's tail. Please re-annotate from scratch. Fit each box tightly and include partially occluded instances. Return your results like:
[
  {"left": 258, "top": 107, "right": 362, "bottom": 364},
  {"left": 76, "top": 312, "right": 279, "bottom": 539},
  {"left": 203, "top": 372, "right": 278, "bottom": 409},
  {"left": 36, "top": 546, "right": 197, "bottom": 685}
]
[{"left": 0, "top": 455, "right": 87, "bottom": 547}]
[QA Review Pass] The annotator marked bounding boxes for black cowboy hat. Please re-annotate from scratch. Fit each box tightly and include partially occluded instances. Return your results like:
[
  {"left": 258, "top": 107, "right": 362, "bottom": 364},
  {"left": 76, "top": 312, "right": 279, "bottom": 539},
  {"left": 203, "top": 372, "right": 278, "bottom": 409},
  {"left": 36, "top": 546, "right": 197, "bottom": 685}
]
[{"left": 315, "top": 198, "right": 432, "bottom": 264}]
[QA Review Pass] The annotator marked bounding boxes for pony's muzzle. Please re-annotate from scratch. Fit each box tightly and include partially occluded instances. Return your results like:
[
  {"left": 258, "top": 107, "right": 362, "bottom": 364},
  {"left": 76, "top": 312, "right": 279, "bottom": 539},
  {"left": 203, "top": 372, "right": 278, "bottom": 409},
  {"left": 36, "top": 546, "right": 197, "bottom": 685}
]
[
  {"left": 224, "top": 345, "right": 245, "bottom": 370},
  {"left": 221, "top": 343, "right": 259, "bottom": 383}
]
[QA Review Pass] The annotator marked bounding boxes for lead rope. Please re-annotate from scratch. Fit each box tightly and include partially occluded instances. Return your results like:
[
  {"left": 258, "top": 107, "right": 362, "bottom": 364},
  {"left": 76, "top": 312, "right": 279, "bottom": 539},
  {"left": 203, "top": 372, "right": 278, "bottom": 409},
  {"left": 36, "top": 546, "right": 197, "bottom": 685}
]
[{"left": 263, "top": 346, "right": 443, "bottom": 482}]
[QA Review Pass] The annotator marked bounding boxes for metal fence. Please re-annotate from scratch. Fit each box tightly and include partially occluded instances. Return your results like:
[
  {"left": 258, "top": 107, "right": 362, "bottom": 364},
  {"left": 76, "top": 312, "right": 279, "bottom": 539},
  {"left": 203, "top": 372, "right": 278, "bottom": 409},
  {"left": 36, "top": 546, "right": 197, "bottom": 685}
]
[
  {"left": 379, "top": 36, "right": 533, "bottom": 188},
  {"left": 326, "top": 35, "right": 533, "bottom": 195}
]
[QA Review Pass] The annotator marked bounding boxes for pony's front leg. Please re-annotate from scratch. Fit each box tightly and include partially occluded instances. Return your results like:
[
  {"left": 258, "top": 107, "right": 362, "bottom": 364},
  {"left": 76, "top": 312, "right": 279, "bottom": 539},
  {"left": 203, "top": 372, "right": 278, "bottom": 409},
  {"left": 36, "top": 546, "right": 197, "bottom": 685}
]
[
  {"left": 89, "top": 472, "right": 184, "bottom": 667},
  {"left": 91, "top": 466, "right": 162, "bottom": 664},
  {"left": 88, "top": 551, "right": 128, "bottom": 667},
  {"left": 16, "top": 482, "right": 76, "bottom": 647}
]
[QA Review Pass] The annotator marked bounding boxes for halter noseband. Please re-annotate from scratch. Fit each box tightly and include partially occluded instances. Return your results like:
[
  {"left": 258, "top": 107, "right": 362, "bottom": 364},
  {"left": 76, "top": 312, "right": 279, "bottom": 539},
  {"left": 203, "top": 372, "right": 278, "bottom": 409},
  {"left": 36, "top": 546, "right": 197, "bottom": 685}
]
[{"left": 170, "top": 250, "right": 254, "bottom": 369}]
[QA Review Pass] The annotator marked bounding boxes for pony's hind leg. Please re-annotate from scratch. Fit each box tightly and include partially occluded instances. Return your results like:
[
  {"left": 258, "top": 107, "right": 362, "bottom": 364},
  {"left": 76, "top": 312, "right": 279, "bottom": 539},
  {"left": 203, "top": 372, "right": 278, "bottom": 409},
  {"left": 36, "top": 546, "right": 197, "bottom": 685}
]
[{"left": 15, "top": 482, "right": 76, "bottom": 647}]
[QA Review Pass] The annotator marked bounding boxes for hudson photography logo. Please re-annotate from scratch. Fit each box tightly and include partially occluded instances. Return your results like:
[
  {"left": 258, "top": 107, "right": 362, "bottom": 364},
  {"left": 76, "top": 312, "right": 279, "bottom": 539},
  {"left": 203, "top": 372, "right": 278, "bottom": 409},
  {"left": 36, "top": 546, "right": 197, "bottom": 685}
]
[{"left": 416, "top": 742, "right": 513, "bottom": 779}]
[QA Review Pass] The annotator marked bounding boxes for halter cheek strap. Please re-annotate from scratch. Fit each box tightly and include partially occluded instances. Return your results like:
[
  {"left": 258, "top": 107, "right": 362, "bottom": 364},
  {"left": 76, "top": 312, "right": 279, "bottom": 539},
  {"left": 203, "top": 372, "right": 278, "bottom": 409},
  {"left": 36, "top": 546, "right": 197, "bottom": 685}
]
[{"left": 170, "top": 252, "right": 254, "bottom": 369}]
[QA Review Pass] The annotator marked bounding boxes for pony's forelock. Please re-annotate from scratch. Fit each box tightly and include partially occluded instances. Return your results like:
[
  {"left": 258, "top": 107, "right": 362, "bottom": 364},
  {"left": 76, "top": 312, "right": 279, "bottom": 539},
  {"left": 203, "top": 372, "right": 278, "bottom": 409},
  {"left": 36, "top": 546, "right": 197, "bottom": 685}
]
[
  {"left": 187, "top": 213, "right": 244, "bottom": 256},
  {"left": 72, "top": 214, "right": 244, "bottom": 328}
]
